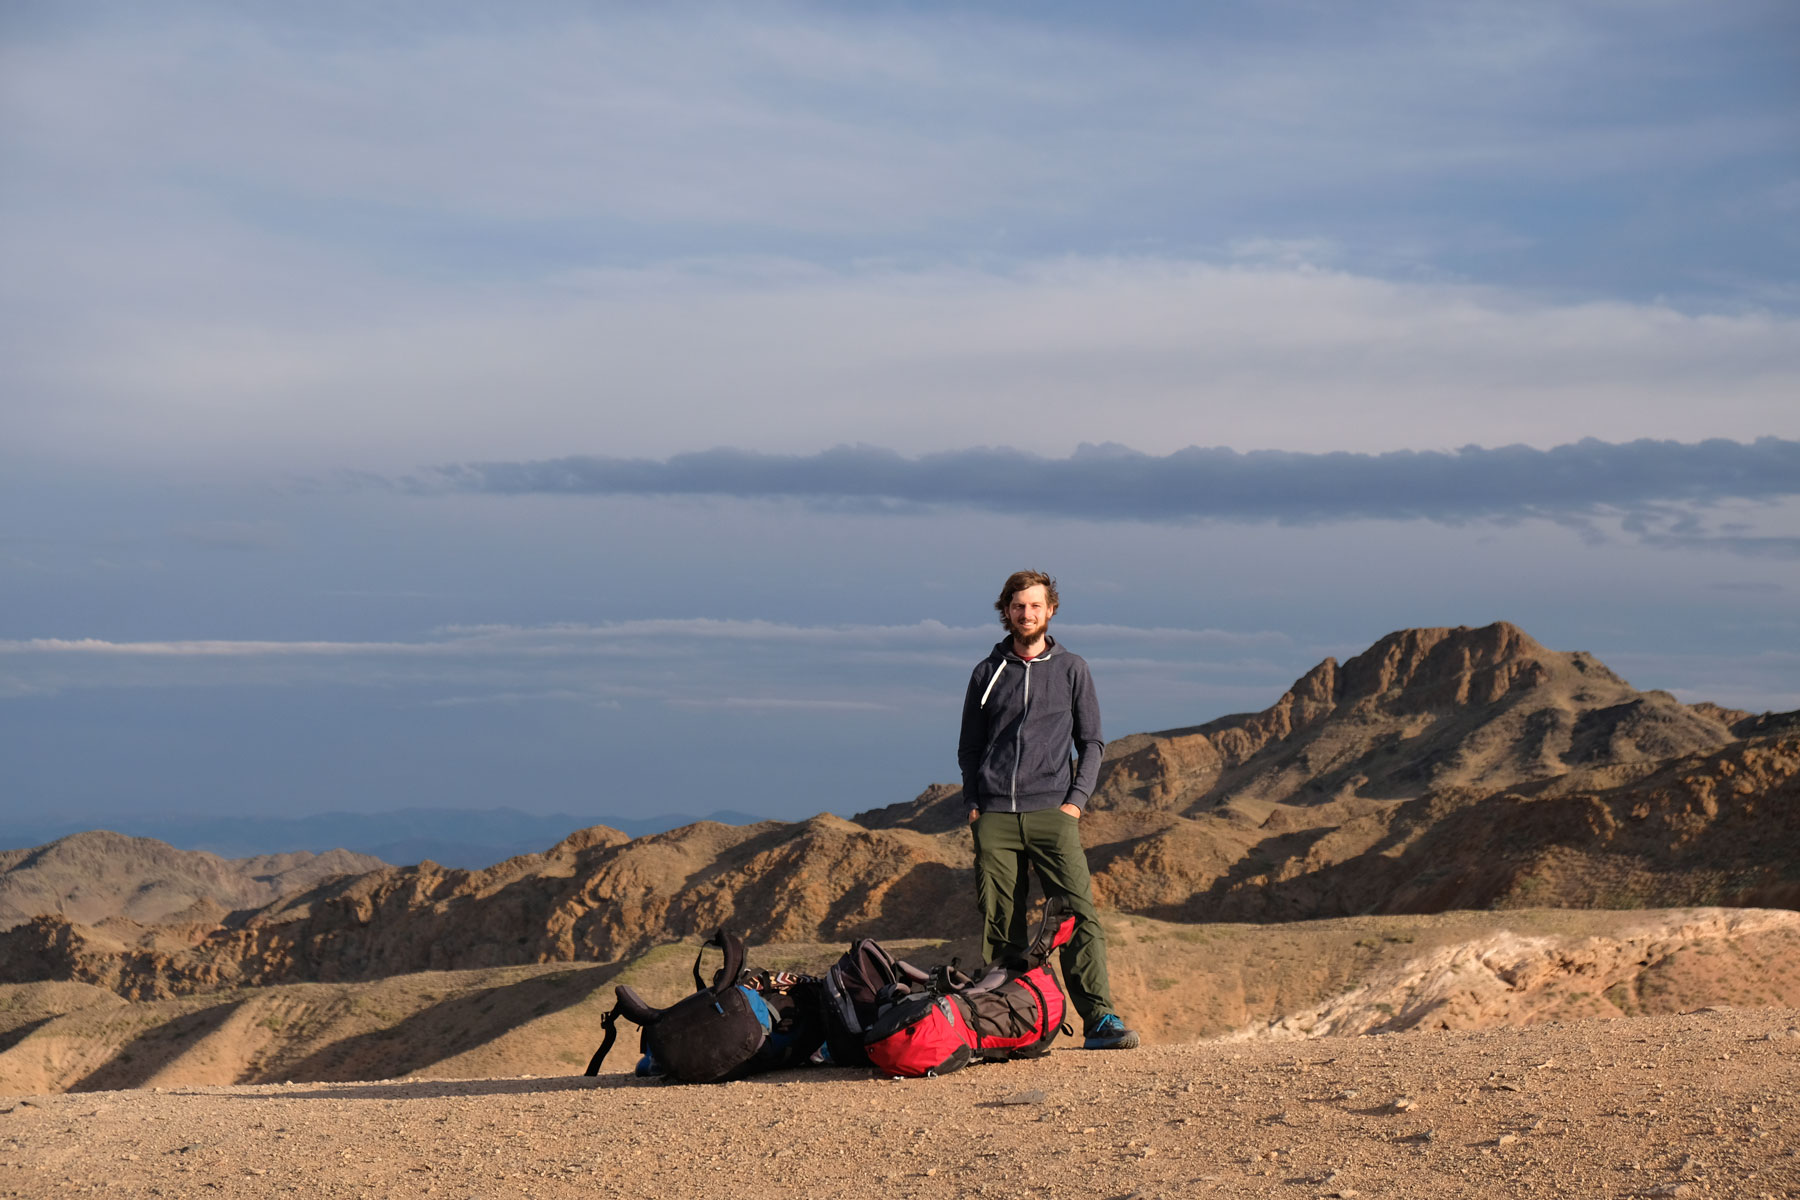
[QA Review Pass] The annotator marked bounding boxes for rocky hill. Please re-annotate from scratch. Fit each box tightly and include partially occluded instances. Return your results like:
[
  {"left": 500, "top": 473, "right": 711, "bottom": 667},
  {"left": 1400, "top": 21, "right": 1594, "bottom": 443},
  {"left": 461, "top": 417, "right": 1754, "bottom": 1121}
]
[
  {"left": 1078, "top": 727, "right": 1800, "bottom": 922},
  {"left": 3, "top": 623, "right": 1794, "bottom": 1006},
  {"left": 0, "top": 818, "right": 974, "bottom": 999},
  {"left": 0, "top": 831, "right": 384, "bottom": 932}
]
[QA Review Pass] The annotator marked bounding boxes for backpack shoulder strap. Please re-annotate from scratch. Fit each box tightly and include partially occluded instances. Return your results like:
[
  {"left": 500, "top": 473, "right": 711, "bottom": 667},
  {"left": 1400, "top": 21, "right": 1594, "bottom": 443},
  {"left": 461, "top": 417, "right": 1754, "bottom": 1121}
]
[
  {"left": 613, "top": 984, "right": 661, "bottom": 1025},
  {"left": 692, "top": 928, "right": 749, "bottom": 994},
  {"left": 929, "top": 961, "right": 975, "bottom": 994},
  {"left": 583, "top": 1006, "right": 621, "bottom": 1076},
  {"left": 1027, "top": 896, "right": 1076, "bottom": 962},
  {"left": 584, "top": 983, "right": 667, "bottom": 1077}
]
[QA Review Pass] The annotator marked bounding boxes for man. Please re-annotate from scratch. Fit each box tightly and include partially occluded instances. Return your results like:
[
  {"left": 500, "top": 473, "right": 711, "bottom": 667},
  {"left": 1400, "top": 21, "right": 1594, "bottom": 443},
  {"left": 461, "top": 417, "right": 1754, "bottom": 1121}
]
[{"left": 956, "top": 570, "right": 1138, "bottom": 1050}]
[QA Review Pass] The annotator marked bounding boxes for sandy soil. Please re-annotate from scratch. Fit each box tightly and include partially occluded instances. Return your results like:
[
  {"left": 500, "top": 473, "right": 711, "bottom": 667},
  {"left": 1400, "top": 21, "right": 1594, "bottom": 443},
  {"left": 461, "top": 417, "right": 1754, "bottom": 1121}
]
[
  {"left": 15, "top": 908, "right": 1799, "bottom": 1099},
  {"left": 3, "top": 1007, "right": 1795, "bottom": 1199}
]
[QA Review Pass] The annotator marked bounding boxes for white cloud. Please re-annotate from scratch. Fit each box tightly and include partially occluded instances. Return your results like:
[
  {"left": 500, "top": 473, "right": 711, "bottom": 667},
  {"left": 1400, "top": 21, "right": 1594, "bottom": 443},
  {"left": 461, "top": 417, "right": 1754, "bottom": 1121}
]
[
  {"left": 0, "top": 617, "right": 1291, "bottom": 661},
  {"left": 427, "top": 689, "right": 621, "bottom": 709},
  {"left": 667, "top": 697, "right": 896, "bottom": 713},
  {"left": 0, "top": 618, "right": 1286, "bottom": 661},
  {"left": 7, "top": 255, "right": 1799, "bottom": 473},
  {"left": 0, "top": 636, "right": 475, "bottom": 657},
  {"left": 0, "top": 618, "right": 1299, "bottom": 714}
]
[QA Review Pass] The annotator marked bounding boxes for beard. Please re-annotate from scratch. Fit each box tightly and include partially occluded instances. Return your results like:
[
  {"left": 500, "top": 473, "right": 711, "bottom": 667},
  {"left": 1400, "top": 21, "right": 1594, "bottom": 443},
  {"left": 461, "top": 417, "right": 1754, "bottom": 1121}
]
[{"left": 1007, "top": 613, "right": 1050, "bottom": 639}]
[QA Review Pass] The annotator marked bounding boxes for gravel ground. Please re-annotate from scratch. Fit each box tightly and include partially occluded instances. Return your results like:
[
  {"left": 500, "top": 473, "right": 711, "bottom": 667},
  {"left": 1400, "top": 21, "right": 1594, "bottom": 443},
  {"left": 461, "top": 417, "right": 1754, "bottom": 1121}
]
[{"left": 3, "top": 1008, "right": 1796, "bottom": 1199}]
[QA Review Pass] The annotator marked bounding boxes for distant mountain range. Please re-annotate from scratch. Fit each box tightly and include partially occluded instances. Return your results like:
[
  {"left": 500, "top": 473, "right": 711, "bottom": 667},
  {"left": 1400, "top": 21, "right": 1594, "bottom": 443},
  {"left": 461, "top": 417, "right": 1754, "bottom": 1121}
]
[
  {"left": 0, "top": 806, "right": 766, "bottom": 872},
  {"left": 0, "top": 833, "right": 384, "bottom": 933}
]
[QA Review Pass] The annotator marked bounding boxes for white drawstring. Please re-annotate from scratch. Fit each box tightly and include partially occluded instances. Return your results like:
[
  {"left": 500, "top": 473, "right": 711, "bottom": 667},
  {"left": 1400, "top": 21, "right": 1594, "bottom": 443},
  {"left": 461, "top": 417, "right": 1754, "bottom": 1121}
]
[{"left": 978, "top": 660, "right": 1006, "bottom": 707}]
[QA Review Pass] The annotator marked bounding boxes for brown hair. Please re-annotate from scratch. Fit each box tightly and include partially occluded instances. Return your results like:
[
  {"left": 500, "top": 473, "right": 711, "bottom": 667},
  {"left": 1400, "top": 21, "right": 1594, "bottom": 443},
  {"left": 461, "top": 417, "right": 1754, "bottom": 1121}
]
[{"left": 995, "top": 570, "right": 1060, "bottom": 629}]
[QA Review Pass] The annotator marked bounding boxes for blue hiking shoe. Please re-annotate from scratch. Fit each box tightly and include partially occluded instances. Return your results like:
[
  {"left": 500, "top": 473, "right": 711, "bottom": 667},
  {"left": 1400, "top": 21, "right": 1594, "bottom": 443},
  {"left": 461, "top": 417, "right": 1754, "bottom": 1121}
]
[
  {"left": 1082, "top": 1014, "right": 1140, "bottom": 1050},
  {"left": 634, "top": 1053, "right": 664, "bottom": 1077}
]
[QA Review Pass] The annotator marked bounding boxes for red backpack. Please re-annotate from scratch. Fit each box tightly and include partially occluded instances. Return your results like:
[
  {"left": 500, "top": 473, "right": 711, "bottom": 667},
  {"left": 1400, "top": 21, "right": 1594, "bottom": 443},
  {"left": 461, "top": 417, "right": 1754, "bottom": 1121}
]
[
  {"left": 863, "top": 899, "right": 1075, "bottom": 1078},
  {"left": 821, "top": 937, "right": 932, "bottom": 1069}
]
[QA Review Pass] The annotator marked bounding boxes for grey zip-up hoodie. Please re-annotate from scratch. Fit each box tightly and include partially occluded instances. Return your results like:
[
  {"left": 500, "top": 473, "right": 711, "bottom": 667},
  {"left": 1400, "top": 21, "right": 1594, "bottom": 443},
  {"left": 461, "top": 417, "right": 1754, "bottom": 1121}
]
[{"left": 957, "top": 635, "right": 1104, "bottom": 814}]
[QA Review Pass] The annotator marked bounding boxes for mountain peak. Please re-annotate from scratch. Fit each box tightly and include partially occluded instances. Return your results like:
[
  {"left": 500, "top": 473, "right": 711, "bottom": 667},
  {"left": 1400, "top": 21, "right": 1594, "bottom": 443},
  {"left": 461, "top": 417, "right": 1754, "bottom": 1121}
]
[{"left": 1338, "top": 621, "right": 1559, "bottom": 713}]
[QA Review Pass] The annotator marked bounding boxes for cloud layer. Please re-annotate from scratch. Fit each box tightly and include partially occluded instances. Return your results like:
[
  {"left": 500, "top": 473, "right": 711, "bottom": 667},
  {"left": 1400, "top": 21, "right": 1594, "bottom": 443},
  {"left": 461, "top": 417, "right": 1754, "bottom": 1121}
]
[
  {"left": 4, "top": 6, "right": 1798, "bottom": 470},
  {"left": 10, "top": 4, "right": 1789, "bottom": 250},
  {"left": 0, "top": 618, "right": 1296, "bottom": 719},
  {"left": 15, "top": 257, "right": 1800, "bottom": 471},
  {"left": 9, "top": 617, "right": 1796, "bottom": 736},
  {"left": 429, "top": 437, "right": 1800, "bottom": 524}
]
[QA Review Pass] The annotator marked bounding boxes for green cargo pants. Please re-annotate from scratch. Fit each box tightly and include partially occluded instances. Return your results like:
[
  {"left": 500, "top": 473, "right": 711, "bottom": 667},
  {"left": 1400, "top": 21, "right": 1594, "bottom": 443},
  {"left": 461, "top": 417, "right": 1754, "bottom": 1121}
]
[{"left": 971, "top": 807, "right": 1114, "bottom": 1029}]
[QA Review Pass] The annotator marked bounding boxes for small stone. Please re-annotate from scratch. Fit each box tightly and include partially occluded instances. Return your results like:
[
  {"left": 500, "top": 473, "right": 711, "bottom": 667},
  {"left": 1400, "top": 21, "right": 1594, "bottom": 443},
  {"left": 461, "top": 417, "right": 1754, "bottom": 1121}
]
[
  {"left": 1339, "top": 1089, "right": 1359, "bottom": 1100},
  {"left": 1645, "top": 1185, "right": 1693, "bottom": 1198},
  {"left": 1081, "top": 1126, "right": 1098, "bottom": 1134},
  {"left": 1391, "top": 1096, "right": 1417, "bottom": 1112},
  {"left": 924, "top": 1168, "right": 937, "bottom": 1177},
  {"left": 1001, "top": 1090, "right": 1047, "bottom": 1106},
  {"left": 1496, "top": 1134, "right": 1518, "bottom": 1147}
]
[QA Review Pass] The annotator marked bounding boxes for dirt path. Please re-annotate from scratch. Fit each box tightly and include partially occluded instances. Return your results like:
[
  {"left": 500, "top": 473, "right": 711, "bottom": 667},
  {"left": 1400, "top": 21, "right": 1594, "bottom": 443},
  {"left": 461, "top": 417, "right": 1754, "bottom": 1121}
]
[{"left": 4, "top": 1008, "right": 1796, "bottom": 1199}]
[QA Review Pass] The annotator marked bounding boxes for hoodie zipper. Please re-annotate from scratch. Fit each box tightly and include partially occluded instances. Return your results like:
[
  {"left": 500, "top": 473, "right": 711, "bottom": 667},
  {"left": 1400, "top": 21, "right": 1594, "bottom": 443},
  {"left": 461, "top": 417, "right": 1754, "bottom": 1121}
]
[{"left": 1010, "top": 657, "right": 1033, "bottom": 811}]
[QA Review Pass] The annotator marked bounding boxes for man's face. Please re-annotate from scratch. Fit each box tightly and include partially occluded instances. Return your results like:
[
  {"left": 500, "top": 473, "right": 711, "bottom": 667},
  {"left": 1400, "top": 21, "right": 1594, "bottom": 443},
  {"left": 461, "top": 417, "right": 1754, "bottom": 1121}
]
[{"left": 1006, "top": 584, "right": 1056, "bottom": 641}]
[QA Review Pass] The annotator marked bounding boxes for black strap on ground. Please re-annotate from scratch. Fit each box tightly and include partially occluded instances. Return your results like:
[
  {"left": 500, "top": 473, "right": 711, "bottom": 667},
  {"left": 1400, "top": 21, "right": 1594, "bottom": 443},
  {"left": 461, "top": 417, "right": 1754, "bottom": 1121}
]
[{"left": 583, "top": 1007, "right": 620, "bottom": 1076}]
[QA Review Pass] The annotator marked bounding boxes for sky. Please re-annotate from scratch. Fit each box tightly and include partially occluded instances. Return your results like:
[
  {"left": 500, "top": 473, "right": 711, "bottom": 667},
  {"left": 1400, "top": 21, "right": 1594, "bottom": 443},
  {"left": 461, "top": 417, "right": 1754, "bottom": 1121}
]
[{"left": 2, "top": 1, "right": 1798, "bottom": 847}]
